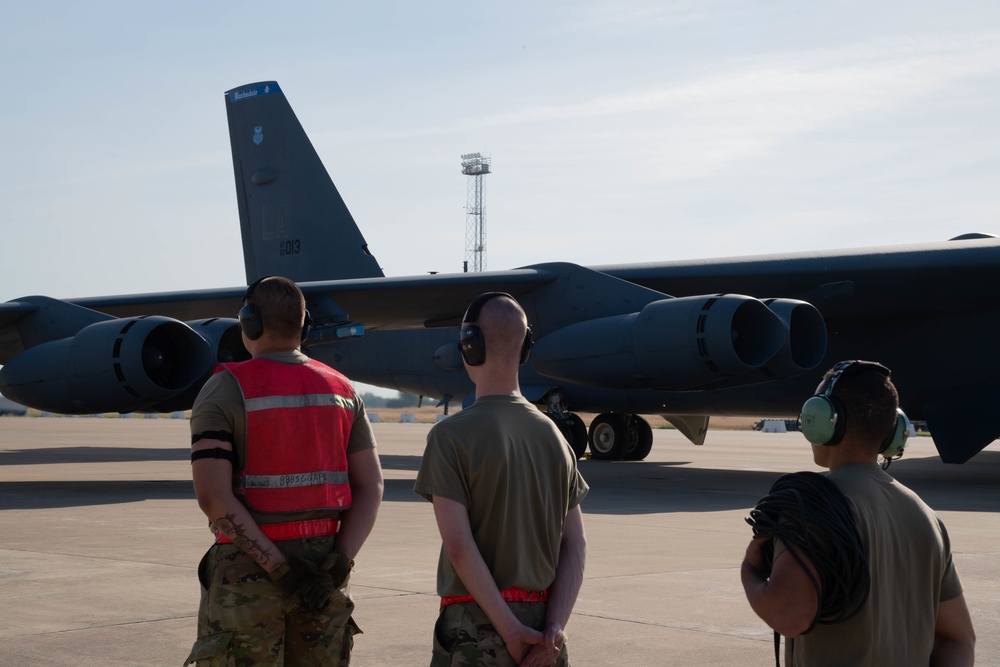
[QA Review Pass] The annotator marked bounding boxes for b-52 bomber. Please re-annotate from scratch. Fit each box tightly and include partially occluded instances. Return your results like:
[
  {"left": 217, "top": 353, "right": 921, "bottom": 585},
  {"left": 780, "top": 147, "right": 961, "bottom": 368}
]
[{"left": 2, "top": 81, "right": 999, "bottom": 464}]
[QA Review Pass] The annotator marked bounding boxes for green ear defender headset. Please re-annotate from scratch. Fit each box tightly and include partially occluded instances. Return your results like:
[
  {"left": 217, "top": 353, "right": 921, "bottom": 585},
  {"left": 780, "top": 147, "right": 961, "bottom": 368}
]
[{"left": 799, "top": 360, "right": 910, "bottom": 461}]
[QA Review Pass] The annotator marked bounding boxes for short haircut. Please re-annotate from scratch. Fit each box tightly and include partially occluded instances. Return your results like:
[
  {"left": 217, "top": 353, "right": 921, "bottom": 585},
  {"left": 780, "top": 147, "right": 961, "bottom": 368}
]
[
  {"left": 478, "top": 295, "right": 528, "bottom": 364},
  {"left": 826, "top": 364, "right": 899, "bottom": 450},
  {"left": 248, "top": 277, "right": 305, "bottom": 340}
]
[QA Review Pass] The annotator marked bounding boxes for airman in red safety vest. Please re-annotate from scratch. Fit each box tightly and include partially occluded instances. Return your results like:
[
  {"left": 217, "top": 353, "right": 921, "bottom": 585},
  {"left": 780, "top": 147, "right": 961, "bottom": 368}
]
[{"left": 186, "top": 276, "right": 383, "bottom": 666}]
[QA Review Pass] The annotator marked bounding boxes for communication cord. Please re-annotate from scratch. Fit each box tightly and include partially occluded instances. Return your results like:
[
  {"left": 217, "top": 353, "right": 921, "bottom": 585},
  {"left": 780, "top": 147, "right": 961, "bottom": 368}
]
[{"left": 745, "top": 471, "right": 870, "bottom": 666}]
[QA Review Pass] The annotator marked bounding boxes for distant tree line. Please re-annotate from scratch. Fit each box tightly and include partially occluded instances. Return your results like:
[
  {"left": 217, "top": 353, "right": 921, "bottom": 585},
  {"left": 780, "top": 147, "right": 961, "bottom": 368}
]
[{"left": 359, "top": 391, "right": 420, "bottom": 409}]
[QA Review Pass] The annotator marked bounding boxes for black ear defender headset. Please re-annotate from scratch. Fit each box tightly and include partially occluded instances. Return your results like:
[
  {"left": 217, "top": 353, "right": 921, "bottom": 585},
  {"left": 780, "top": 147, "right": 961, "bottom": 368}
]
[
  {"left": 238, "top": 276, "right": 313, "bottom": 342},
  {"left": 799, "top": 360, "right": 910, "bottom": 462},
  {"left": 457, "top": 292, "right": 533, "bottom": 367}
]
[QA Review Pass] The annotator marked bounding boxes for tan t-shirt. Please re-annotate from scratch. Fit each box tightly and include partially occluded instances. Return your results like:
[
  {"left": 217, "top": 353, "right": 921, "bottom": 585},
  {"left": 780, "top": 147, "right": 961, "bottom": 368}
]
[
  {"left": 784, "top": 463, "right": 963, "bottom": 666},
  {"left": 414, "top": 395, "right": 589, "bottom": 597}
]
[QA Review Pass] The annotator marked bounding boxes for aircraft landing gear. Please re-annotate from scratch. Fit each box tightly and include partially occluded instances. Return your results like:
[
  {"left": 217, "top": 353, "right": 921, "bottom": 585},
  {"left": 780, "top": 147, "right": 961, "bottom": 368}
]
[
  {"left": 588, "top": 413, "right": 653, "bottom": 461},
  {"left": 544, "top": 391, "right": 589, "bottom": 460},
  {"left": 589, "top": 413, "right": 629, "bottom": 460},
  {"left": 552, "top": 413, "right": 588, "bottom": 460},
  {"left": 623, "top": 414, "right": 654, "bottom": 461},
  {"left": 542, "top": 392, "right": 652, "bottom": 461}
]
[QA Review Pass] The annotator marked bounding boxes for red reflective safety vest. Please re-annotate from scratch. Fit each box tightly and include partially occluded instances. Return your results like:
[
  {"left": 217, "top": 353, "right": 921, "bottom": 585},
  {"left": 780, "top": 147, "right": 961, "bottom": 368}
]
[{"left": 221, "top": 358, "right": 354, "bottom": 514}]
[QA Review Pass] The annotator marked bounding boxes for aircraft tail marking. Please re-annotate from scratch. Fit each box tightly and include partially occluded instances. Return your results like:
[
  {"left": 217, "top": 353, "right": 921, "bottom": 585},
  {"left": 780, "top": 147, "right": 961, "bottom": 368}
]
[{"left": 225, "top": 81, "right": 384, "bottom": 284}]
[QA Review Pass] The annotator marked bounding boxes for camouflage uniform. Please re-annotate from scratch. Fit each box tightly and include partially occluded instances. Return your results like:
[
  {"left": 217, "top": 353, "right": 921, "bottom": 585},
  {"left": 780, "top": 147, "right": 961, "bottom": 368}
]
[
  {"left": 184, "top": 537, "right": 359, "bottom": 667},
  {"left": 431, "top": 601, "right": 569, "bottom": 667}
]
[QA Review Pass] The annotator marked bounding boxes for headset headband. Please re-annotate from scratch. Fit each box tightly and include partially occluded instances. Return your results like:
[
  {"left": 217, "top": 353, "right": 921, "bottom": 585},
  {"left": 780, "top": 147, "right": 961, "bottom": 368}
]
[
  {"left": 817, "top": 360, "right": 890, "bottom": 400},
  {"left": 243, "top": 275, "right": 271, "bottom": 303},
  {"left": 462, "top": 292, "right": 515, "bottom": 324},
  {"left": 238, "top": 276, "right": 311, "bottom": 343}
]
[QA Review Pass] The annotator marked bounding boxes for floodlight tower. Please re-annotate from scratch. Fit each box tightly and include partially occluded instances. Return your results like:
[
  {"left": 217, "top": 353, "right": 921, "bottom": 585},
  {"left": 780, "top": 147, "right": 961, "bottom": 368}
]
[{"left": 461, "top": 152, "right": 491, "bottom": 272}]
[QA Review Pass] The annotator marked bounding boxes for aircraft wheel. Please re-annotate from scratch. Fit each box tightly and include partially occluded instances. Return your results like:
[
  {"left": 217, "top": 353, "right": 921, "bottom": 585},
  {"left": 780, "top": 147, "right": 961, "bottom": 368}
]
[
  {"left": 623, "top": 415, "right": 654, "bottom": 461},
  {"left": 551, "top": 413, "right": 589, "bottom": 460},
  {"left": 589, "top": 413, "right": 629, "bottom": 460},
  {"left": 566, "top": 413, "right": 588, "bottom": 459}
]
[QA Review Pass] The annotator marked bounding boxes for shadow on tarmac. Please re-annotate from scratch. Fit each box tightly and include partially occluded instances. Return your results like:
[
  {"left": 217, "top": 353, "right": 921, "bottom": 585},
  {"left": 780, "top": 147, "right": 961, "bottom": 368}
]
[
  {"left": 377, "top": 454, "right": 422, "bottom": 472},
  {"left": 4, "top": 448, "right": 995, "bottom": 513},
  {"left": 0, "top": 480, "right": 194, "bottom": 510},
  {"left": 379, "top": 450, "right": 1000, "bottom": 515},
  {"left": 0, "top": 446, "right": 189, "bottom": 465}
]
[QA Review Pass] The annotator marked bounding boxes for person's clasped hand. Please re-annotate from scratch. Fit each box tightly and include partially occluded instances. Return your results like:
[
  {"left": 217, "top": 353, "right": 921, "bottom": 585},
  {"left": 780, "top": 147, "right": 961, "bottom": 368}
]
[
  {"left": 269, "top": 555, "right": 333, "bottom": 612},
  {"left": 519, "top": 625, "right": 565, "bottom": 667},
  {"left": 323, "top": 550, "right": 354, "bottom": 588}
]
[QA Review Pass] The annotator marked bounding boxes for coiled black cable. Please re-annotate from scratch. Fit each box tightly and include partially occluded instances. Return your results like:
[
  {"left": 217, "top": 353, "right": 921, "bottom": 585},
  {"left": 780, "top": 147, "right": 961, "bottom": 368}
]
[{"left": 745, "top": 471, "right": 870, "bottom": 634}]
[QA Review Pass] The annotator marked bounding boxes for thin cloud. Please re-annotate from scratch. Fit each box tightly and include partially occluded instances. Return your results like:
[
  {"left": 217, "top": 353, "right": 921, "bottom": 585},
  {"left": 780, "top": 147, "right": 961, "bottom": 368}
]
[{"left": 317, "top": 29, "right": 1000, "bottom": 168}]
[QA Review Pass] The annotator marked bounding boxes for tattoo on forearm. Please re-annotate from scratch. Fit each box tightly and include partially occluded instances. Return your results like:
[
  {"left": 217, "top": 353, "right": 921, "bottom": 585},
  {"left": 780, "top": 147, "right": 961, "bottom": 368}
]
[{"left": 213, "top": 512, "right": 272, "bottom": 568}]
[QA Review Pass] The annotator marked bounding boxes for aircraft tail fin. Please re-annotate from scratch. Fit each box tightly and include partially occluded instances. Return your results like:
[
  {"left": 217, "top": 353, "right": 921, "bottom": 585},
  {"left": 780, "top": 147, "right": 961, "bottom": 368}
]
[{"left": 225, "top": 81, "right": 384, "bottom": 283}]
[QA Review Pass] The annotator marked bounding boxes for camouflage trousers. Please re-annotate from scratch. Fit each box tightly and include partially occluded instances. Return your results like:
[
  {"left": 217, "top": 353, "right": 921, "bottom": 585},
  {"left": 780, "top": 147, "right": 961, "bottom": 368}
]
[
  {"left": 430, "top": 601, "right": 570, "bottom": 667},
  {"left": 184, "top": 538, "right": 359, "bottom": 666}
]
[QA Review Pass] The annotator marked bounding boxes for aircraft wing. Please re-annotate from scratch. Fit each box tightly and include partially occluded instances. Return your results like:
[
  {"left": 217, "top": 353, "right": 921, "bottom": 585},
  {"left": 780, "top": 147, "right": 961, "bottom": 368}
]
[
  {"left": 596, "top": 237, "right": 1000, "bottom": 319},
  {"left": 312, "top": 236, "right": 997, "bottom": 331},
  {"left": 48, "top": 236, "right": 998, "bottom": 329},
  {"left": 66, "top": 268, "right": 555, "bottom": 329}
]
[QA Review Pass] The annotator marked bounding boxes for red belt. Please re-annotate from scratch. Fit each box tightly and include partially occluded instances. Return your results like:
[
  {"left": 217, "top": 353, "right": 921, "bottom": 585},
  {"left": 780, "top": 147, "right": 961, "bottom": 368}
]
[
  {"left": 441, "top": 586, "right": 549, "bottom": 608},
  {"left": 215, "top": 518, "right": 340, "bottom": 544}
]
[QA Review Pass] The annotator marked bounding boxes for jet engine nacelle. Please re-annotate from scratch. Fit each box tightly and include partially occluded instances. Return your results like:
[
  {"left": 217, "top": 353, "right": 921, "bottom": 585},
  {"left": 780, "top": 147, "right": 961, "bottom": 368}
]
[
  {"left": 0, "top": 316, "right": 215, "bottom": 414},
  {"left": 186, "top": 318, "right": 251, "bottom": 365},
  {"left": 689, "top": 298, "right": 828, "bottom": 390},
  {"left": 529, "top": 295, "right": 788, "bottom": 389}
]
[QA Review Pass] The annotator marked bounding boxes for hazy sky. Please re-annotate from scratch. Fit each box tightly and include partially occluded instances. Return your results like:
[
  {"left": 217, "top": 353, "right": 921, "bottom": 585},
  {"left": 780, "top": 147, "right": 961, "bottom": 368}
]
[{"left": 3, "top": 1, "right": 999, "bottom": 308}]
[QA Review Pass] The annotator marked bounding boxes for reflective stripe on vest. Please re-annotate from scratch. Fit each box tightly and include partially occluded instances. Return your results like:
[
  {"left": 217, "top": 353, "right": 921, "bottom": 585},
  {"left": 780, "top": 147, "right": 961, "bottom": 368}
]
[{"left": 223, "top": 358, "right": 354, "bottom": 514}]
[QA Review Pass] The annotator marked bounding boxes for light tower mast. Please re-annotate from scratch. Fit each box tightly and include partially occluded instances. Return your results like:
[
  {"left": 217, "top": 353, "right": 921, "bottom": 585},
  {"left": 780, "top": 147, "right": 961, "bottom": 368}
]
[{"left": 461, "top": 152, "right": 491, "bottom": 272}]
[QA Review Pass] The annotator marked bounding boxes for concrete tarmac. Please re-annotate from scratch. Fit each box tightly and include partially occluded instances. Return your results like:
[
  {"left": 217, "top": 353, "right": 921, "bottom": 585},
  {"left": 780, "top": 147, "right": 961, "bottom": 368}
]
[{"left": 1, "top": 417, "right": 997, "bottom": 666}]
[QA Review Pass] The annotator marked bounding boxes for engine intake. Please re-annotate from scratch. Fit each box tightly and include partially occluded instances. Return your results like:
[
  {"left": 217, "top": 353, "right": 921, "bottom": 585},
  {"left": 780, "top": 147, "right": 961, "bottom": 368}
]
[
  {"left": 760, "top": 299, "right": 827, "bottom": 376},
  {"left": 145, "top": 318, "right": 251, "bottom": 412}
]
